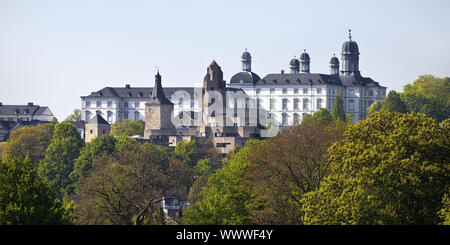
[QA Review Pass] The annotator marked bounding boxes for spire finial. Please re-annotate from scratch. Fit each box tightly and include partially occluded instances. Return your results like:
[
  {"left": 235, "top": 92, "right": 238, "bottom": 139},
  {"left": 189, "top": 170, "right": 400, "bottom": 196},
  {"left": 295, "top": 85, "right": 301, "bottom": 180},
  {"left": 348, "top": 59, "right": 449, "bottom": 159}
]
[
  {"left": 348, "top": 29, "right": 352, "bottom": 41},
  {"left": 155, "top": 66, "right": 159, "bottom": 75},
  {"left": 304, "top": 49, "right": 306, "bottom": 53},
  {"left": 333, "top": 53, "right": 336, "bottom": 57}
]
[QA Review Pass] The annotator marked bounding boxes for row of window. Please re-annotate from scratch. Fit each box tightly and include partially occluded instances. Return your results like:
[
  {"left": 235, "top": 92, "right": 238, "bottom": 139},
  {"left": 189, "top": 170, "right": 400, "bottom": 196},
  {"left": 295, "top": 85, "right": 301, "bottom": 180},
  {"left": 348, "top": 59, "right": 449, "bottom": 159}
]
[
  {"left": 85, "top": 110, "right": 141, "bottom": 122},
  {"left": 85, "top": 101, "right": 141, "bottom": 109},
  {"left": 263, "top": 98, "right": 323, "bottom": 111},
  {"left": 256, "top": 87, "right": 323, "bottom": 95}
]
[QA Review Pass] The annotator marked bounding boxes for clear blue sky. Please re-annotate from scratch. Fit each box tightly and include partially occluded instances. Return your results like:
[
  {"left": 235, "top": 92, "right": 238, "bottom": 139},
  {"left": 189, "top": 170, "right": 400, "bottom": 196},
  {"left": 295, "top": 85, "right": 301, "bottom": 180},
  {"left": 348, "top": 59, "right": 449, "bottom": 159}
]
[{"left": 1, "top": 0, "right": 449, "bottom": 120}]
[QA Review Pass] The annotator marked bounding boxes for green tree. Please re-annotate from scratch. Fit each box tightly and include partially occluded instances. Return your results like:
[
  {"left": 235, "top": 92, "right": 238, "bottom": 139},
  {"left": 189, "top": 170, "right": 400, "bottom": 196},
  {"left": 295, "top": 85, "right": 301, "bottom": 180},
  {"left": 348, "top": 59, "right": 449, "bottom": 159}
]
[
  {"left": 38, "top": 123, "right": 84, "bottom": 199},
  {"left": 302, "top": 111, "right": 450, "bottom": 225},
  {"left": 74, "top": 143, "right": 192, "bottom": 225},
  {"left": 401, "top": 91, "right": 449, "bottom": 122},
  {"left": 332, "top": 91, "right": 346, "bottom": 122},
  {"left": 244, "top": 119, "right": 345, "bottom": 224},
  {"left": 183, "top": 140, "right": 263, "bottom": 225},
  {"left": 174, "top": 139, "right": 200, "bottom": 168},
  {"left": 302, "top": 108, "right": 334, "bottom": 124},
  {"left": 0, "top": 157, "right": 72, "bottom": 224},
  {"left": 381, "top": 90, "right": 407, "bottom": 113},
  {"left": 69, "top": 135, "right": 117, "bottom": 191},
  {"left": 403, "top": 75, "right": 450, "bottom": 103},
  {"left": 438, "top": 189, "right": 450, "bottom": 225},
  {"left": 367, "top": 99, "right": 384, "bottom": 117},
  {"left": 64, "top": 109, "right": 82, "bottom": 122},
  {"left": 1, "top": 123, "right": 54, "bottom": 166},
  {"left": 110, "top": 119, "right": 145, "bottom": 137}
]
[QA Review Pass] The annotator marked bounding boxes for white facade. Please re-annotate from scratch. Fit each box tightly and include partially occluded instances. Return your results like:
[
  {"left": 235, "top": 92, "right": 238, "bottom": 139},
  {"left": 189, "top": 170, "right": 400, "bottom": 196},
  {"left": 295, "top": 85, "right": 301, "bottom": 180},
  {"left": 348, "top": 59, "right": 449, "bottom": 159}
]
[{"left": 231, "top": 83, "right": 386, "bottom": 125}]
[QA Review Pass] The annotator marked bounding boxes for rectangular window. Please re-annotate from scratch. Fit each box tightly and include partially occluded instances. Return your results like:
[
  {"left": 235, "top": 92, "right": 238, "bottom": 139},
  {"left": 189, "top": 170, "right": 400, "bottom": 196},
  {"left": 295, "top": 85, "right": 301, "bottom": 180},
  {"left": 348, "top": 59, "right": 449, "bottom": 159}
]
[
  {"left": 317, "top": 99, "right": 322, "bottom": 109},
  {"left": 282, "top": 88, "right": 287, "bottom": 94},
  {"left": 270, "top": 88, "right": 275, "bottom": 94},
  {"left": 369, "top": 90, "right": 374, "bottom": 96},
  {"left": 303, "top": 99, "right": 308, "bottom": 110},
  {"left": 135, "top": 102, "right": 139, "bottom": 108},
  {"left": 124, "top": 102, "right": 129, "bottom": 108},
  {"left": 270, "top": 99, "right": 275, "bottom": 110},
  {"left": 349, "top": 100, "right": 355, "bottom": 112},
  {"left": 282, "top": 99, "right": 288, "bottom": 110},
  {"left": 294, "top": 88, "right": 299, "bottom": 94},
  {"left": 317, "top": 88, "right": 322, "bottom": 94},
  {"left": 86, "top": 101, "right": 90, "bottom": 108},
  {"left": 96, "top": 101, "right": 101, "bottom": 107},
  {"left": 107, "top": 101, "right": 112, "bottom": 107},
  {"left": 303, "top": 88, "right": 308, "bottom": 94},
  {"left": 178, "top": 98, "right": 183, "bottom": 107},
  {"left": 256, "top": 88, "right": 261, "bottom": 94},
  {"left": 294, "top": 99, "right": 299, "bottom": 110}
]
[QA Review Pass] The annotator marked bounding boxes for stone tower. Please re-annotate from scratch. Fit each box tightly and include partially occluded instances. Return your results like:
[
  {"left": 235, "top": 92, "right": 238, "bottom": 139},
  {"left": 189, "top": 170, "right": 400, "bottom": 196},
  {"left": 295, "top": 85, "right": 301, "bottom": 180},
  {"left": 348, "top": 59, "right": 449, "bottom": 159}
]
[
  {"left": 202, "top": 60, "right": 227, "bottom": 126},
  {"left": 144, "top": 71, "right": 175, "bottom": 138},
  {"left": 85, "top": 114, "right": 110, "bottom": 143}
]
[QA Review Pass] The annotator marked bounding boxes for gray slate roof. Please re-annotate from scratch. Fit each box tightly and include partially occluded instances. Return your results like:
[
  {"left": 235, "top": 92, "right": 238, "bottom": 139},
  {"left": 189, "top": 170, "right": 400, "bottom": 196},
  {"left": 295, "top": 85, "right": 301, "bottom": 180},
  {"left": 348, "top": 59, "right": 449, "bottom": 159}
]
[
  {"left": 256, "top": 73, "right": 384, "bottom": 87},
  {"left": 0, "top": 104, "right": 51, "bottom": 116},
  {"left": 87, "top": 115, "right": 109, "bottom": 125},
  {"left": 230, "top": 71, "right": 262, "bottom": 85}
]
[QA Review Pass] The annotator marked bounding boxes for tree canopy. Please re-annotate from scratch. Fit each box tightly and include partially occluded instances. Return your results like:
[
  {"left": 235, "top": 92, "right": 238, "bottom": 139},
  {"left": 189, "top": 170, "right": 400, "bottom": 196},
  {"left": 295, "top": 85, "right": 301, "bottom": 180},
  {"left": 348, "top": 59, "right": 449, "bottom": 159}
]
[
  {"left": 302, "top": 111, "right": 450, "bottom": 225},
  {"left": 38, "top": 122, "right": 84, "bottom": 199},
  {"left": 0, "top": 157, "right": 72, "bottom": 225},
  {"left": 1, "top": 123, "right": 54, "bottom": 166},
  {"left": 64, "top": 109, "right": 82, "bottom": 122},
  {"left": 110, "top": 119, "right": 145, "bottom": 137},
  {"left": 332, "top": 90, "right": 346, "bottom": 122}
]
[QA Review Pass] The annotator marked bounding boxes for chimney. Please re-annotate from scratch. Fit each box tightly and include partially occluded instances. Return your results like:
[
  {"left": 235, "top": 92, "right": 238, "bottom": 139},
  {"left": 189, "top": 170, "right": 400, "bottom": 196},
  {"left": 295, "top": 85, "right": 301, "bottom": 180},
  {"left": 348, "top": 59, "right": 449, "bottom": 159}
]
[
  {"left": 28, "top": 102, "right": 34, "bottom": 107},
  {"left": 125, "top": 84, "right": 131, "bottom": 89},
  {"left": 281, "top": 70, "right": 285, "bottom": 74}
]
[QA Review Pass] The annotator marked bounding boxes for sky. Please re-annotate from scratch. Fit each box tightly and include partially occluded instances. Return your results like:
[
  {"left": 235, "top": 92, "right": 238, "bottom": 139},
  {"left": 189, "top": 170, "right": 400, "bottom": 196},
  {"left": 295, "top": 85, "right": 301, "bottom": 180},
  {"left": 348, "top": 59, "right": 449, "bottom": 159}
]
[{"left": 1, "top": 0, "right": 449, "bottom": 120}]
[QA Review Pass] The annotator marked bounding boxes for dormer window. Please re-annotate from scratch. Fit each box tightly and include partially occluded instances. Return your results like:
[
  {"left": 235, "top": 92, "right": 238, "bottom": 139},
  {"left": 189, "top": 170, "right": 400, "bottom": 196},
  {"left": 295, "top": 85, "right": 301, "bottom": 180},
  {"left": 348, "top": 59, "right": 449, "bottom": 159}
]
[{"left": 128, "top": 92, "right": 132, "bottom": 97}]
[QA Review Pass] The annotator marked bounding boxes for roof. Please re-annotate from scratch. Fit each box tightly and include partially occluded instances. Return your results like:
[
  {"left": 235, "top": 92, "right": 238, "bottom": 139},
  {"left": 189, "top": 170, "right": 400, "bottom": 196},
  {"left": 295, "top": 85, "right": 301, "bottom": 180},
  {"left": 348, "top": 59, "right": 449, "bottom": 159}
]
[
  {"left": 87, "top": 115, "right": 109, "bottom": 125},
  {"left": 300, "top": 52, "right": 310, "bottom": 61},
  {"left": 342, "top": 40, "right": 360, "bottom": 55},
  {"left": 68, "top": 121, "right": 86, "bottom": 129},
  {"left": 330, "top": 56, "right": 339, "bottom": 64},
  {"left": 241, "top": 50, "right": 252, "bottom": 60},
  {"left": 0, "top": 104, "right": 52, "bottom": 117},
  {"left": 230, "top": 71, "right": 261, "bottom": 85},
  {"left": 255, "top": 73, "right": 384, "bottom": 87},
  {"left": 148, "top": 72, "right": 173, "bottom": 105}
]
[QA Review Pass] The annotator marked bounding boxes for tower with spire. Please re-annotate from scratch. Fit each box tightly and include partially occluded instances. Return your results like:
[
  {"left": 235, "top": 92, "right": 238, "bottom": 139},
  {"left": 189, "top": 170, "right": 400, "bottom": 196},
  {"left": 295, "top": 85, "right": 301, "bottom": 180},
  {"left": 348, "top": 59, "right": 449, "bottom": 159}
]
[
  {"left": 241, "top": 49, "right": 252, "bottom": 72},
  {"left": 144, "top": 70, "right": 175, "bottom": 139},
  {"left": 202, "top": 60, "right": 227, "bottom": 126},
  {"left": 289, "top": 56, "right": 300, "bottom": 74},
  {"left": 299, "top": 50, "right": 310, "bottom": 73},
  {"left": 341, "top": 29, "right": 360, "bottom": 76},
  {"left": 329, "top": 54, "right": 340, "bottom": 75}
]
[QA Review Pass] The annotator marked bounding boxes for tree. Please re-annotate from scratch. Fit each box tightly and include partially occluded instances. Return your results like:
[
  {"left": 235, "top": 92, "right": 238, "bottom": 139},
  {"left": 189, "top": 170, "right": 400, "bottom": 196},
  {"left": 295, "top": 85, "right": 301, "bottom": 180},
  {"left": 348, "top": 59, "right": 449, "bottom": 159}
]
[
  {"left": 0, "top": 157, "right": 72, "bottom": 224},
  {"left": 74, "top": 143, "right": 192, "bottom": 225},
  {"left": 174, "top": 139, "right": 200, "bottom": 168},
  {"left": 367, "top": 99, "right": 384, "bottom": 117},
  {"left": 38, "top": 123, "right": 84, "bottom": 199},
  {"left": 110, "top": 119, "right": 145, "bottom": 137},
  {"left": 332, "top": 91, "right": 346, "bottom": 122},
  {"left": 381, "top": 90, "right": 407, "bottom": 113},
  {"left": 302, "top": 112, "right": 450, "bottom": 225},
  {"left": 1, "top": 124, "right": 54, "bottom": 166},
  {"left": 403, "top": 75, "right": 450, "bottom": 103},
  {"left": 183, "top": 140, "right": 263, "bottom": 225},
  {"left": 69, "top": 135, "right": 117, "bottom": 191},
  {"left": 244, "top": 119, "right": 345, "bottom": 224},
  {"left": 64, "top": 109, "right": 82, "bottom": 122},
  {"left": 401, "top": 91, "right": 449, "bottom": 122},
  {"left": 302, "top": 108, "right": 334, "bottom": 124},
  {"left": 438, "top": 190, "right": 450, "bottom": 225}
]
